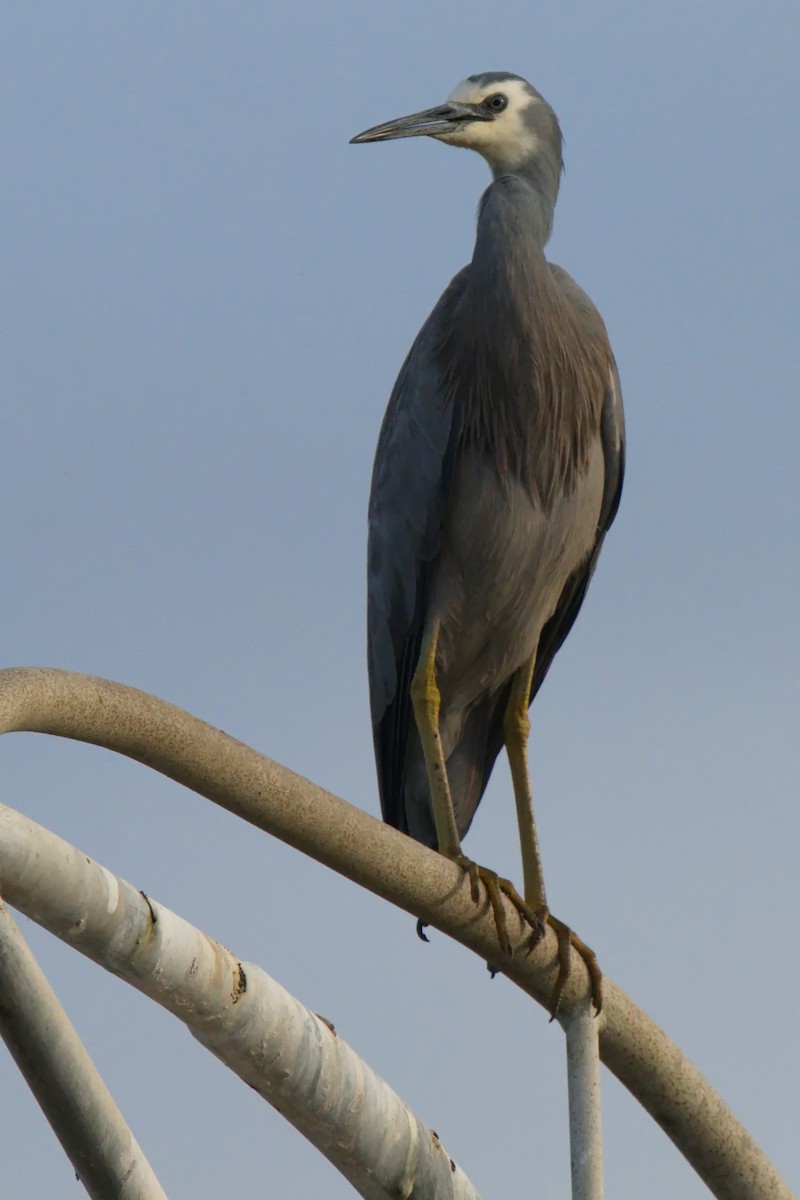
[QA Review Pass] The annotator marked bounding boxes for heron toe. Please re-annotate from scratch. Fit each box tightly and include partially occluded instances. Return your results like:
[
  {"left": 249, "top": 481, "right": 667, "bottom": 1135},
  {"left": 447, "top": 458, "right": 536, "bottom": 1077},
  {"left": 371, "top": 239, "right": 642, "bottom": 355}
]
[
  {"left": 450, "top": 853, "right": 547, "bottom": 958},
  {"left": 451, "top": 858, "right": 603, "bottom": 1018},
  {"left": 541, "top": 913, "right": 602, "bottom": 1019}
]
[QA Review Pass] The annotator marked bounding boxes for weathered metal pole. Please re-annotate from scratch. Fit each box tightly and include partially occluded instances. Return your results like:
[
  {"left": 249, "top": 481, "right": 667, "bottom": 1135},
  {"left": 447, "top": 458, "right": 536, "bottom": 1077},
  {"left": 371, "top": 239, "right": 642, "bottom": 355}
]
[{"left": 564, "top": 1004, "right": 604, "bottom": 1200}]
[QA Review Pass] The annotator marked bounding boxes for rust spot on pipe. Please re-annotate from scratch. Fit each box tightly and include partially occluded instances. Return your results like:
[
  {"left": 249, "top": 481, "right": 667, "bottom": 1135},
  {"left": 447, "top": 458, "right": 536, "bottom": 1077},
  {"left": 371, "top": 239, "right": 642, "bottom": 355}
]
[
  {"left": 231, "top": 962, "right": 247, "bottom": 1002},
  {"left": 139, "top": 891, "right": 157, "bottom": 924}
]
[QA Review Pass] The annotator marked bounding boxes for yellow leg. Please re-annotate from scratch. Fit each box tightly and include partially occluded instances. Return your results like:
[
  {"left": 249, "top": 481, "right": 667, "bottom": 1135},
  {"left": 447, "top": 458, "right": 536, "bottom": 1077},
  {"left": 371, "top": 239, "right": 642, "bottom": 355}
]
[
  {"left": 411, "top": 624, "right": 540, "bottom": 957},
  {"left": 409, "top": 625, "right": 601, "bottom": 1012},
  {"left": 503, "top": 651, "right": 547, "bottom": 910},
  {"left": 409, "top": 619, "right": 461, "bottom": 858},
  {"left": 503, "top": 652, "right": 603, "bottom": 1017}
]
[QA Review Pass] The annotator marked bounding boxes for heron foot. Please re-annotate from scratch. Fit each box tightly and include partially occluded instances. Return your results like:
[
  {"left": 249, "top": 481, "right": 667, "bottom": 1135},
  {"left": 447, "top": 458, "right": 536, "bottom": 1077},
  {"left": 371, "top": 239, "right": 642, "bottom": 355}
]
[
  {"left": 538, "top": 913, "right": 602, "bottom": 1019},
  {"left": 450, "top": 853, "right": 547, "bottom": 959}
]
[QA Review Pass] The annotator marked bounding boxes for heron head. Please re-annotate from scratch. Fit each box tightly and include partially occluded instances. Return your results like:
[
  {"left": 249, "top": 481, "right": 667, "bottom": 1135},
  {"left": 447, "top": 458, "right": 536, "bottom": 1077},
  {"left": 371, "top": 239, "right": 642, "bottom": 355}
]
[{"left": 350, "top": 72, "right": 562, "bottom": 179}]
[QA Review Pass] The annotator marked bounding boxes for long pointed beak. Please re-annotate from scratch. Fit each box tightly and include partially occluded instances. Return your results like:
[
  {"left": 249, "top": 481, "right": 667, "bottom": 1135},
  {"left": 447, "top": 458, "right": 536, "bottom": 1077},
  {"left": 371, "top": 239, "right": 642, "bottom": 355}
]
[{"left": 350, "top": 102, "right": 481, "bottom": 144}]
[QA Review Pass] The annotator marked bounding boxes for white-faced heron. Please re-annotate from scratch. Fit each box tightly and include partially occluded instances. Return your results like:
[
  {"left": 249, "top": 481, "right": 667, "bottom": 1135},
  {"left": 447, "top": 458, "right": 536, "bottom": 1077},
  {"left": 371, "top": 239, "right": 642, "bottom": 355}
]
[{"left": 352, "top": 72, "right": 625, "bottom": 1014}]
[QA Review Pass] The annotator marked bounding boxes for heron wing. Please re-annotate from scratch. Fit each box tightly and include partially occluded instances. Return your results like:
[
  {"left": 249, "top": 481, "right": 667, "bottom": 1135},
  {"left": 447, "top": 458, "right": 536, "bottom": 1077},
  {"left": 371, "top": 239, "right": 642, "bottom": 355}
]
[
  {"left": 367, "top": 268, "right": 470, "bottom": 833},
  {"left": 530, "top": 357, "right": 625, "bottom": 700}
]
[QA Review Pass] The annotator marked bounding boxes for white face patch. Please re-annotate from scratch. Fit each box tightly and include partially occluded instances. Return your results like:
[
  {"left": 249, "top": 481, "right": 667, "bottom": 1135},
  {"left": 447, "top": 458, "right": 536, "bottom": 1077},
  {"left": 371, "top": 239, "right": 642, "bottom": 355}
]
[{"left": 438, "top": 77, "right": 540, "bottom": 169}]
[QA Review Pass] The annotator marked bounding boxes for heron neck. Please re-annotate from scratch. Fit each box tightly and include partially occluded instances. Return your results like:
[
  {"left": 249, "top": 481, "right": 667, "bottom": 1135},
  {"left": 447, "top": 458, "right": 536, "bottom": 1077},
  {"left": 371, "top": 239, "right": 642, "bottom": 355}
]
[
  {"left": 488, "top": 153, "right": 560, "bottom": 246},
  {"left": 474, "top": 175, "right": 555, "bottom": 275}
]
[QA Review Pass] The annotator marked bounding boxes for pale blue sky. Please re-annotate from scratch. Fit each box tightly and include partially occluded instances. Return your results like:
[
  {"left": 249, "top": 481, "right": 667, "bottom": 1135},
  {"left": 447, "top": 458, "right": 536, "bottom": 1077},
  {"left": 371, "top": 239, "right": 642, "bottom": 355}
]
[{"left": 1, "top": 3, "right": 798, "bottom": 1196}]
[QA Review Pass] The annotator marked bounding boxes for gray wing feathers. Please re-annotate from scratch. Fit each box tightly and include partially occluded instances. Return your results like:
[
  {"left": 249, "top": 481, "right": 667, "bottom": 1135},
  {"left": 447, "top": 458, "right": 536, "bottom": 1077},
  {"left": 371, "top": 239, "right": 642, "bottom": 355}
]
[
  {"left": 599, "top": 360, "right": 625, "bottom": 530},
  {"left": 367, "top": 269, "right": 470, "bottom": 827}
]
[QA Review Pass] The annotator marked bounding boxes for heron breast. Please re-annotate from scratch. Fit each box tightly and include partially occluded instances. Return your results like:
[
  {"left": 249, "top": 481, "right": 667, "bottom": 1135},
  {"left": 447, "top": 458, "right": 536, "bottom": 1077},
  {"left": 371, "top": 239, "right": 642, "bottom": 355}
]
[{"left": 430, "top": 443, "right": 604, "bottom": 710}]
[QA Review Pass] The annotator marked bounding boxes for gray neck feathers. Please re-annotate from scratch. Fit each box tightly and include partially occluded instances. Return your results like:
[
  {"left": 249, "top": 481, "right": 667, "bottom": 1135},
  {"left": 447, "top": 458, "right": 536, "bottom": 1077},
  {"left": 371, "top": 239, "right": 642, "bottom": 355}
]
[
  {"left": 498, "top": 156, "right": 560, "bottom": 245},
  {"left": 436, "top": 176, "right": 607, "bottom": 508}
]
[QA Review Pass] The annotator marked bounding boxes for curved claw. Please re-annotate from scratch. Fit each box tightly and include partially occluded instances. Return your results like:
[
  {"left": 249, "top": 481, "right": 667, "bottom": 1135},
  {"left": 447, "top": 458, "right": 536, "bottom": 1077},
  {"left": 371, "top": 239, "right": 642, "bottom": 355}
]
[
  {"left": 446, "top": 854, "right": 602, "bottom": 1018},
  {"left": 451, "top": 854, "right": 545, "bottom": 959},
  {"left": 546, "top": 915, "right": 602, "bottom": 1019}
]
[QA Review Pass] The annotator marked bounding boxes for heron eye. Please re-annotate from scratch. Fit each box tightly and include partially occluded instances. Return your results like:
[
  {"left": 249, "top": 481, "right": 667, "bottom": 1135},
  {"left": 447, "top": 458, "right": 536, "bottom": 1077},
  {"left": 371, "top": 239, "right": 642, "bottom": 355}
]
[{"left": 485, "top": 93, "right": 508, "bottom": 114}]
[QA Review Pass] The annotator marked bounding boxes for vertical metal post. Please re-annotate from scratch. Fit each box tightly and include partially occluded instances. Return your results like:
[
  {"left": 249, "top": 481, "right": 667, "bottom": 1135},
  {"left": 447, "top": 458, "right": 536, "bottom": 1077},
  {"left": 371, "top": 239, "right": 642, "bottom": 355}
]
[{"left": 564, "top": 1003, "right": 604, "bottom": 1200}]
